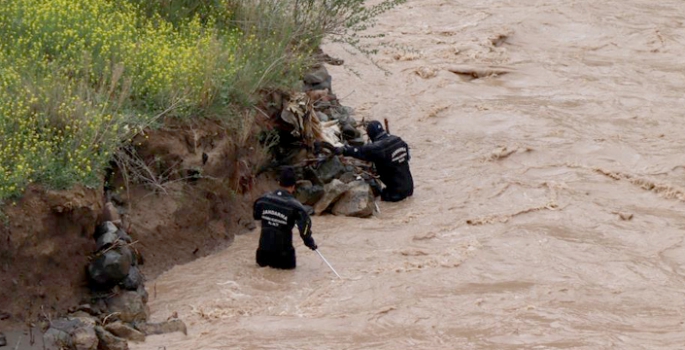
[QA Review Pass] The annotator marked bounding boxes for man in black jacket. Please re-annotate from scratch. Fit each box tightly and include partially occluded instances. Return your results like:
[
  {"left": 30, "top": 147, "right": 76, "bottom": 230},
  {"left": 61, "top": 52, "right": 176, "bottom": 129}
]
[
  {"left": 253, "top": 167, "right": 318, "bottom": 269},
  {"left": 336, "top": 120, "right": 414, "bottom": 202}
]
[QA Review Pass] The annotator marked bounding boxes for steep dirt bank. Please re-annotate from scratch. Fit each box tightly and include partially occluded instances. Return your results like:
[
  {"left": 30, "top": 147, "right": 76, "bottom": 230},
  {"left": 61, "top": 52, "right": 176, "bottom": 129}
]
[
  {"left": 0, "top": 115, "right": 276, "bottom": 331},
  {"left": 0, "top": 185, "right": 102, "bottom": 326}
]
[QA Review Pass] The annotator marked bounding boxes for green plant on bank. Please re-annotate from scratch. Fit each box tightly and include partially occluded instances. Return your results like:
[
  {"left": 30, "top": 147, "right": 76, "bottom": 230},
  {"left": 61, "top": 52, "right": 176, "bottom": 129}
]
[{"left": 0, "top": 0, "right": 405, "bottom": 201}]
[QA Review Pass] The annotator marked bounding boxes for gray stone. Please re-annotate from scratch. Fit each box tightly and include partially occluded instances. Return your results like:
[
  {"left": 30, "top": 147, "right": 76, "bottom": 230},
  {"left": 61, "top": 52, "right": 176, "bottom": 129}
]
[
  {"left": 137, "top": 284, "right": 149, "bottom": 305},
  {"left": 96, "top": 231, "right": 118, "bottom": 251},
  {"left": 44, "top": 327, "right": 72, "bottom": 349},
  {"left": 105, "top": 291, "right": 149, "bottom": 324},
  {"left": 314, "top": 156, "right": 345, "bottom": 184},
  {"left": 116, "top": 229, "right": 133, "bottom": 243},
  {"left": 75, "top": 304, "right": 99, "bottom": 316},
  {"left": 45, "top": 316, "right": 98, "bottom": 350},
  {"left": 72, "top": 325, "right": 98, "bottom": 350},
  {"left": 295, "top": 181, "right": 325, "bottom": 206},
  {"left": 332, "top": 181, "right": 375, "bottom": 218},
  {"left": 347, "top": 136, "right": 365, "bottom": 147},
  {"left": 88, "top": 250, "right": 132, "bottom": 288},
  {"left": 120, "top": 266, "right": 144, "bottom": 291},
  {"left": 338, "top": 172, "right": 359, "bottom": 184},
  {"left": 119, "top": 246, "right": 135, "bottom": 268},
  {"left": 341, "top": 123, "right": 360, "bottom": 141},
  {"left": 135, "top": 319, "right": 188, "bottom": 336},
  {"left": 316, "top": 111, "right": 329, "bottom": 122},
  {"left": 303, "top": 66, "right": 332, "bottom": 92},
  {"left": 95, "top": 221, "right": 118, "bottom": 241},
  {"left": 105, "top": 321, "right": 145, "bottom": 342},
  {"left": 94, "top": 326, "right": 129, "bottom": 350},
  {"left": 313, "top": 180, "right": 349, "bottom": 215}
]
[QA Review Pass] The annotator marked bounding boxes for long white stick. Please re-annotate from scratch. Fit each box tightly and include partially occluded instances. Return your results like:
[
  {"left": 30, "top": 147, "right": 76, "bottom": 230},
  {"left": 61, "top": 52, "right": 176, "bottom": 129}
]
[{"left": 315, "top": 249, "right": 342, "bottom": 279}]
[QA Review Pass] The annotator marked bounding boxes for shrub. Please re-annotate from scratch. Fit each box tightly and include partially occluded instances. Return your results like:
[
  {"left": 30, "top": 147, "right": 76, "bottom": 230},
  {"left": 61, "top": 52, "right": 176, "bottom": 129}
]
[{"left": 0, "top": 0, "right": 405, "bottom": 200}]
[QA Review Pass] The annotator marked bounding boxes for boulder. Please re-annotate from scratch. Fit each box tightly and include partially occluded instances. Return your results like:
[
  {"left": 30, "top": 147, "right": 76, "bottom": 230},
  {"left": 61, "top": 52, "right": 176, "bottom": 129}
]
[
  {"left": 96, "top": 231, "right": 118, "bottom": 251},
  {"left": 135, "top": 319, "right": 188, "bottom": 336},
  {"left": 303, "top": 66, "right": 332, "bottom": 92},
  {"left": 94, "top": 326, "right": 129, "bottom": 350},
  {"left": 341, "top": 123, "right": 360, "bottom": 140},
  {"left": 45, "top": 316, "right": 98, "bottom": 350},
  {"left": 314, "top": 156, "right": 345, "bottom": 184},
  {"left": 116, "top": 229, "right": 133, "bottom": 244},
  {"left": 44, "top": 327, "right": 72, "bottom": 349},
  {"left": 120, "top": 266, "right": 144, "bottom": 291},
  {"left": 105, "top": 321, "right": 145, "bottom": 342},
  {"left": 94, "top": 221, "right": 118, "bottom": 241},
  {"left": 72, "top": 325, "right": 98, "bottom": 350},
  {"left": 295, "top": 181, "right": 325, "bottom": 206},
  {"left": 313, "top": 180, "right": 349, "bottom": 215},
  {"left": 338, "top": 172, "right": 359, "bottom": 184},
  {"left": 332, "top": 181, "right": 375, "bottom": 218},
  {"left": 88, "top": 250, "right": 132, "bottom": 288},
  {"left": 105, "top": 291, "right": 149, "bottom": 324}
]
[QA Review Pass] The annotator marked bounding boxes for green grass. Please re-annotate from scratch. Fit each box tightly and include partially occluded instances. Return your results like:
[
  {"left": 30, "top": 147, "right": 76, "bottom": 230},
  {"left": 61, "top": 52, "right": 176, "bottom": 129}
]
[{"left": 0, "top": 0, "right": 405, "bottom": 200}]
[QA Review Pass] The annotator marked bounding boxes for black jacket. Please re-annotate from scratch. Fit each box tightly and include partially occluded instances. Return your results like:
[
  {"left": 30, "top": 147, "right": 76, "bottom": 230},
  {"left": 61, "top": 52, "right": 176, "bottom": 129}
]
[
  {"left": 253, "top": 189, "right": 315, "bottom": 251},
  {"left": 343, "top": 134, "right": 414, "bottom": 199}
]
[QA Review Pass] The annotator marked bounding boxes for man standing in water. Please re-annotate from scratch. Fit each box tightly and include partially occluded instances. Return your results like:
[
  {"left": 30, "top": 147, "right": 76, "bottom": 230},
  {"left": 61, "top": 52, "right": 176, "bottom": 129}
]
[
  {"left": 253, "top": 167, "right": 318, "bottom": 269},
  {"left": 336, "top": 120, "right": 414, "bottom": 202}
]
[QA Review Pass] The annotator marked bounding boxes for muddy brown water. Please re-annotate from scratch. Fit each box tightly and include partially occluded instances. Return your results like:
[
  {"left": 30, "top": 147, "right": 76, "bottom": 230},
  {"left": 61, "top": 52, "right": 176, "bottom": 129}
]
[{"left": 133, "top": 1, "right": 685, "bottom": 349}]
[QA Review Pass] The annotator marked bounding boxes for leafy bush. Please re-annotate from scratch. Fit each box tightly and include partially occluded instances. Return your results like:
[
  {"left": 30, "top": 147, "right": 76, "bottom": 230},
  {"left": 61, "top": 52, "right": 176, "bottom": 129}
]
[{"left": 0, "top": 0, "right": 405, "bottom": 200}]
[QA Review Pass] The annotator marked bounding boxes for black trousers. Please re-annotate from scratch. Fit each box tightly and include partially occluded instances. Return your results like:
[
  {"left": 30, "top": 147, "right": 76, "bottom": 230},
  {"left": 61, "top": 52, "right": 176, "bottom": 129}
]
[
  {"left": 381, "top": 188, "right": 411, "bottom": 202},
  {"left": 256, "top": 248, "right": 296, "bottom": 270}
]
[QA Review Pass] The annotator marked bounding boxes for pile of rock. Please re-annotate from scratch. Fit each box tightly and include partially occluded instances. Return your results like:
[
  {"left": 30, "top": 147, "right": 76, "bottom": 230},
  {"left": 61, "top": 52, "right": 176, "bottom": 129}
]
[
  {"left": 258, "top": 61, "right": 380, "bottom": 218},
  {"left": 42, "top": 219, "right": 186, "bottom": 350},
  {"left": 278, "top": 65, "right": 376, "bottom": 218}
]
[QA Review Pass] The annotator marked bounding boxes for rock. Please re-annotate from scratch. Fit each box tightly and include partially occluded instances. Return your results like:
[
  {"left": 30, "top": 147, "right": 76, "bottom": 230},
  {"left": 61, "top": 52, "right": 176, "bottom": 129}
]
[
  {"left": 303, "top": 66, "right": 332, "bottom": 92},
  {"left": 94, "top": 221, "right": 118, "bottom": 241},
  {"left": 316, "top": 111, "right": 329, "bottom": 122},
  {"left": 137, "top": 284, "right": 149, "bottom": 305},
  {"left": 295, "top": 181, "right": 325, "bottom": 206},
  {"left": 347, "top": 136, "right": 365, "bottom": 147},
  {"left": 72, "top": 325, "right": 98, "bottom": 350},
  {"left": 116, "top": 229, "right": 133, "bottom": 244},
  {"left": 313, "top": 180, "right": 349, "bottom": 215},
  {"left": 44, "top": 327, "right": 72, "bottom": 349},
  {"left": 105, "top": 291, "right": 149, "bottom": 323},
  {"left": 46, "top": 316, "right": 98, "bottom": 350},
  {"left": 120, "top": 266, "right": 144, "bottom": 291},
  {"left": 95, "top": 326, "right": 129, "bottom": 350},
  {"left": 332, "top": 181, "right": 375, "bottom": 218},
  {"left": 119, "top": 246, "right": 135, "bottom": 268},
  {"left": 102, "top": 202, "right": 122, "bottom": 227},
  {"left": 341, "top": 123, "right": 360, "bottom": 140},
  {"left": 0, "top": 332, "right": 6, "bottom": 347},
  {"left": 135, "top": 319, "right": 188, "bottom": 336},
  {"left": 96, "top": 231, "right": 119, "bottom": 251},
  {"left": 338, "top": 172, "right": 359, "bottom": 184},
  {"left": 76, "top": 304, "right": 100, "bottom": 316},
  {"left": 88, "top": 250, "right": 132, "bottom": 288},
  {"left": 314, "top": 156, "right": 345, "bottom": 184},
  {"left": 105, "top": 321, "right": 145, "bottom": 342},
  {"left": 329, "top": 106, "right": 356, "bottom": 125}
]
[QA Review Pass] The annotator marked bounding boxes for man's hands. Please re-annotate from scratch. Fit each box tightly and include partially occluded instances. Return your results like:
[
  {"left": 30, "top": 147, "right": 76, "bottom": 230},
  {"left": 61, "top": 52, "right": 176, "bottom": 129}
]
[{"left": 304, "top": 236, "right": 318, "bottom": 251}]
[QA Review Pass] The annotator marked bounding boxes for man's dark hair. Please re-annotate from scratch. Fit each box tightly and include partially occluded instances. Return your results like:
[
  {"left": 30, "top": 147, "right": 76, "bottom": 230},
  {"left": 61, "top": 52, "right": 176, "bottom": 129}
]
[
  {"left": 279, "top": 166, "right": 297, "bottom": 187},
  {"left": 366, "top": 120, "right": 387, "bottom": 141}
]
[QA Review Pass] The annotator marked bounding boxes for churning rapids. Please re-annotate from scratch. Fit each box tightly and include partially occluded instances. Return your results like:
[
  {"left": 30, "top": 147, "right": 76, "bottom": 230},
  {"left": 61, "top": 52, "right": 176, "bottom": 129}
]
[{"left": 133, "top": 1, "right": 685, "bottom": 349}]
